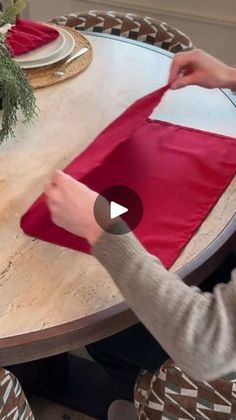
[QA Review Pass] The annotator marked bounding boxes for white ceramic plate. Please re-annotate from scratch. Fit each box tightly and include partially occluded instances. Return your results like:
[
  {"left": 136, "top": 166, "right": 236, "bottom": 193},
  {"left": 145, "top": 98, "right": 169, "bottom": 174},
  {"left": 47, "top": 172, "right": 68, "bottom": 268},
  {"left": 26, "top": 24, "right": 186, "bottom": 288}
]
[
  {"left": 18, "top": 28, "right": 75, "bottom": 69},
  {"left": 15, "top": 27, "right": 66, "bottom": 63}
]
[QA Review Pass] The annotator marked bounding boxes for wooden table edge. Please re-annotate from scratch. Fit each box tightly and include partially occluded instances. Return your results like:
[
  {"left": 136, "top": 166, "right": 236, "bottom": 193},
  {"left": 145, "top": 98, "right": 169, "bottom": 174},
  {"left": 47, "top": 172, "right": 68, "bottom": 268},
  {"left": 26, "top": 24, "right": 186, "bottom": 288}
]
[
  {"left": 1, "top": 212, "right": 236, "bottom": 366},
  {"left": 0, "top": 301, "right": 138, "bottom": 366}
]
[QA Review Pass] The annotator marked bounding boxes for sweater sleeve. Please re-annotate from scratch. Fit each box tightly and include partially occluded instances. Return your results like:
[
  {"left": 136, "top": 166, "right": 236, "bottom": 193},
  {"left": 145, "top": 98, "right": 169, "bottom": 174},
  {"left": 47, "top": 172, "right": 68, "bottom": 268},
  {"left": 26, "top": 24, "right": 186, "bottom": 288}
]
[{"left": 92, "top": 231, "right": 236, "bottom": 381}]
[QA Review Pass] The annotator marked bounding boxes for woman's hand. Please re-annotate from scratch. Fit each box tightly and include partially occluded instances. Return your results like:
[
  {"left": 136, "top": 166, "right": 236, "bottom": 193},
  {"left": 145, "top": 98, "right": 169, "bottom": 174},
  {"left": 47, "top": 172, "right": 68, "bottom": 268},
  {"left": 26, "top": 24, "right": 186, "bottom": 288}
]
[
  {"left": 168, "top": 49, "right": 236, "bottom": 90},
  {"left": 45, "top": 171, "right": 103, "bottom": 245}
]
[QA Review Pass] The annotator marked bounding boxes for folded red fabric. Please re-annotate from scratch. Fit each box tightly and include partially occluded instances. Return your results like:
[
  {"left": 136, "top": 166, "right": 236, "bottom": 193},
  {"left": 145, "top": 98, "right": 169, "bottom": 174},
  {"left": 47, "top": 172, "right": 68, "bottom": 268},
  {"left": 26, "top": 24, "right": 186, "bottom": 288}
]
[
  {"left": 6, "top": 18, "right": 59, "bottom": 56},
  {"left": 21, "top": 85, "right": 236, "bottom": 268}
]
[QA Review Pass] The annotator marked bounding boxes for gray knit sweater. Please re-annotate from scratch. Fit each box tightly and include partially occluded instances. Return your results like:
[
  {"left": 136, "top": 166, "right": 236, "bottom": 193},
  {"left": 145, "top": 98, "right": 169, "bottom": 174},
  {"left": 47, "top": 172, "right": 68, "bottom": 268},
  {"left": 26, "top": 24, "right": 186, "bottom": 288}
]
[{"left": 93, "top": 231, "right": 236, "bottom": 381}]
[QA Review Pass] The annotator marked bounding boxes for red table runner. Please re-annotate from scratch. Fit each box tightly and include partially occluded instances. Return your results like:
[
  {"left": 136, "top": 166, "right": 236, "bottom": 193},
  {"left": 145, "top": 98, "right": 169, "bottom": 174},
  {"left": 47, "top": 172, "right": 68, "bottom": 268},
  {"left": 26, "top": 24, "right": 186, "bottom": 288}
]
[{"left": 21, "top": 85, "right": 236, "bottom": 268}]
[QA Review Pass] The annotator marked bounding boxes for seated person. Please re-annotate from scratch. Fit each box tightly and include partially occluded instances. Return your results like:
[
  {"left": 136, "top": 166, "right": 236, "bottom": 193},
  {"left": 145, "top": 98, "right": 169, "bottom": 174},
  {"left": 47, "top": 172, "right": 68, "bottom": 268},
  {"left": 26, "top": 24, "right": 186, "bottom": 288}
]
[{"left": 45, "top": 50, "right": 236, "bottom": 415}]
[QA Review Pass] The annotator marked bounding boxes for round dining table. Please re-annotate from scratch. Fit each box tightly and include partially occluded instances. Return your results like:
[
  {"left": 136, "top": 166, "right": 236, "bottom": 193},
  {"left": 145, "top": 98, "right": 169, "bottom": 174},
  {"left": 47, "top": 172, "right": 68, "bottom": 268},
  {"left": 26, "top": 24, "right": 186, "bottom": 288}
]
[{"left": 0, "top": 32, "right": 236, "bottom": 367}]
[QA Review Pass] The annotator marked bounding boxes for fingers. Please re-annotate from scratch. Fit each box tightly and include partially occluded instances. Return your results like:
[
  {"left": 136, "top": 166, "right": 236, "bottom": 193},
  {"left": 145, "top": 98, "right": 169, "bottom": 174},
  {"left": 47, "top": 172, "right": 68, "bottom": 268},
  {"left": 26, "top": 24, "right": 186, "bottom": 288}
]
[
  {"left": 45, "top": 171, "right": 81, "bottom": 209},
  {"left": 168, "top": 51, "right": 192, "bottom": 85},
  {"left": 45, "top": 182, "right": 62, "bottom": 225},
  {"left": 51, "top": 170, "right": 67, "bottom": 186},
  {"left": 47, "top": 203, "right": 63, "bottom": 228},
  {"left": 47, "top": 200, "right": 57, "bottom": 216},
  {"left": 168, "top": 50, "right": 203, "bottom": 89},
  {"left": 45, "top": 183, "right": 57, "bottom": 199},
  {"left": 51, "top": 170, "right": 83, "bottom": 191},
  {"left": 171, "top": 74, "right": 196, "bottom": 89},
  {"left": 168, "top": 55, "right": 183, "bottom": 85},
  {"left": 46, "top": 170, "right": 70, "bottom": 198},
  {"left": 45, "top": 173, "right": 64, "bottom": 202}
]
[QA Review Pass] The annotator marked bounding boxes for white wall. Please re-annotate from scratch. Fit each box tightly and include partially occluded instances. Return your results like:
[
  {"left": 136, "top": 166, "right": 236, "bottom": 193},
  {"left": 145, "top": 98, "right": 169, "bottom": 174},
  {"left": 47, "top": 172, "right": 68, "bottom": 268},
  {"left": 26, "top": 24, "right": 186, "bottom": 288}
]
[{"left": 26, "top": 0, "right": 236, "bottom": 64}]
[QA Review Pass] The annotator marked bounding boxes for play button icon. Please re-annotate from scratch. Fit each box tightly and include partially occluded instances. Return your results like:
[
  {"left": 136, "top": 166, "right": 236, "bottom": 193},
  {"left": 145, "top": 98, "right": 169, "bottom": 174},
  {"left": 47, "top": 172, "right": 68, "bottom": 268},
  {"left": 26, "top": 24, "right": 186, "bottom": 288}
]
[
  {"left": 94, "top": 185, "right": 143, "bottom": 235},
  {"left": 110, "top": 201, "right": 128, "bottom": 219}
]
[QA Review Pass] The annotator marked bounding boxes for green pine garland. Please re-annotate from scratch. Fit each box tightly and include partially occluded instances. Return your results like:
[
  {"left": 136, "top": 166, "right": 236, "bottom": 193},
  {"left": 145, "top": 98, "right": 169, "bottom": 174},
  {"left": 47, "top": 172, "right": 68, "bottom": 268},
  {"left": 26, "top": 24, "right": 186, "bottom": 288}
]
[
  {"left": 0, "top": 0, "right": 27, "bottom": 26},
  {"left": 0, "top": 33, "right": 38, "bottom": 143}
]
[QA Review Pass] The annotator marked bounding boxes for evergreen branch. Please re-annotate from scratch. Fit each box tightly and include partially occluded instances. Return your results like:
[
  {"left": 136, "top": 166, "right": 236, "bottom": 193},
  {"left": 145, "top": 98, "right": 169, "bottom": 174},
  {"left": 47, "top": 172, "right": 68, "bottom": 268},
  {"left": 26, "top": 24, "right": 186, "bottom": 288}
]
[
  {"left": 0, "top": 0, "right": 27, "bottom": 25},
  {"left": 0, "top": 33, "right": 38, "bottom": 143}
]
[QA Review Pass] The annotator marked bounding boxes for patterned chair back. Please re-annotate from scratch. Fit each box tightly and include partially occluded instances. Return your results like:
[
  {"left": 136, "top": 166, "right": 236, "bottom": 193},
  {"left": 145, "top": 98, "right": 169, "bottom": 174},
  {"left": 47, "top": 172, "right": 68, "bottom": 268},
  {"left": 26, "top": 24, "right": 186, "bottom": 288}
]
[
  {"left": 134, "top": 360, "right": 236, "bottom": 419},
  {"left": 0, "top": 368, "right": 34, "bottom": 419},
  {"left": 52, "top": 10, "right": 193, "bottom": 54}
]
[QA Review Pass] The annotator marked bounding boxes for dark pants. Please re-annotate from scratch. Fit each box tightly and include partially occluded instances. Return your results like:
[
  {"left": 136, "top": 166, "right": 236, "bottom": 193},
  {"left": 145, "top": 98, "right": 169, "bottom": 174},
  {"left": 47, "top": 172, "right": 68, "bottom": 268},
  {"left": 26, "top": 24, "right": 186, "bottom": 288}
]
[{"left": 87, "top": 323, "right": 168, "bottom": 400}]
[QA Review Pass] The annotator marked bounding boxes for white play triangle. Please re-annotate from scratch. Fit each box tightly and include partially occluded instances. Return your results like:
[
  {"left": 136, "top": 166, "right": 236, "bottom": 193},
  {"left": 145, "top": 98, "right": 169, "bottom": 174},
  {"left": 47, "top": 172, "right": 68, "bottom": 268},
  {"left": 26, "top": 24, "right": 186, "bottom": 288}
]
[{"left": 110, "top": 201, "right": 128, "bottom": 219}]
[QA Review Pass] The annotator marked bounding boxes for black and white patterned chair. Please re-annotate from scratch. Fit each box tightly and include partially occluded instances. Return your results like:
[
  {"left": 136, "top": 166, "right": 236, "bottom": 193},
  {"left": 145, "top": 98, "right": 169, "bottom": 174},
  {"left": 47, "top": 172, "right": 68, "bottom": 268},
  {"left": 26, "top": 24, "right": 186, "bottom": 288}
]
[
  {"left": 0, "top": 368, "right": 34, "bottom": 419},
  {"left": 52, "top": 10, "right": 193, "bottom": 54}
]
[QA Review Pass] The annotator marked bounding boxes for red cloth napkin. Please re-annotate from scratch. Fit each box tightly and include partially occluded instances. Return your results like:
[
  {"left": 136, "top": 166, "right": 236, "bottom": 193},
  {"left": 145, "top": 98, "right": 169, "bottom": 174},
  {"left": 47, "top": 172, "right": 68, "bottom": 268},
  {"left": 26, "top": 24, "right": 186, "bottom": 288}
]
[
  {"left": 21, "top": 85, "right": 236, "bottom": 268},
  {"left": 6, "top": 18, "right": 59, "bottom": 56}
]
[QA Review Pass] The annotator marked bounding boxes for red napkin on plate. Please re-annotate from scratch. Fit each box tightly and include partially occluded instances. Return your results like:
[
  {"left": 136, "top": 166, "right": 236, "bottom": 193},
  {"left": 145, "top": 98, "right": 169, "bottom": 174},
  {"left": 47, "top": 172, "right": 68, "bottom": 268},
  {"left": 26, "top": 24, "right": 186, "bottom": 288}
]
[
  {"left": 6, "top": 18, "right": 59, "bottom": 56},
  {"left": 21, "top": 85, "right": 236, "bottom": 268}
]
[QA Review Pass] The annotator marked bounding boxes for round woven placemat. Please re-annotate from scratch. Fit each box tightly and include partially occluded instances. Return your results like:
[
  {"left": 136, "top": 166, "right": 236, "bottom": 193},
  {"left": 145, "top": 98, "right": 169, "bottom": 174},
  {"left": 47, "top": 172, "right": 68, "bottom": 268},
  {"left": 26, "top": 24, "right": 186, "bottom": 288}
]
[{"left": 25, "top": 27, "right": 93, "bottom": 89}]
